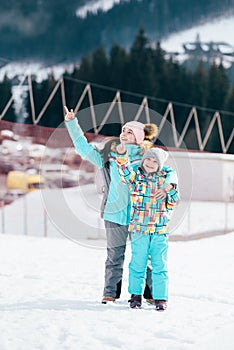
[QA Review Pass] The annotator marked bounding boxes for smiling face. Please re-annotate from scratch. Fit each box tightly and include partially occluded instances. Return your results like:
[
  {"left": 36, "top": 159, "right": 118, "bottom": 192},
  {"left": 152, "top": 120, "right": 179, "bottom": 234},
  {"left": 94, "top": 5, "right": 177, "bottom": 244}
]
[
  {"left": 142, "top": 157, "right": 159, "bottom": 173},
  {"left": 120, "top": 127, "right": 136, "bottom": 144}
]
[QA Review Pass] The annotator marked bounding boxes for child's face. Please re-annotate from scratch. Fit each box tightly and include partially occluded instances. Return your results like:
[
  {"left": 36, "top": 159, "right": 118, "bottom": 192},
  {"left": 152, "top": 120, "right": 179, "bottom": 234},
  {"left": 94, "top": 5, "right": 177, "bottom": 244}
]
[
  {"left": 120, "top": 127, "right": 136, "bottom": 144},
  {"left": 142, "top": 157, "right": 159, "bottom": 173}
]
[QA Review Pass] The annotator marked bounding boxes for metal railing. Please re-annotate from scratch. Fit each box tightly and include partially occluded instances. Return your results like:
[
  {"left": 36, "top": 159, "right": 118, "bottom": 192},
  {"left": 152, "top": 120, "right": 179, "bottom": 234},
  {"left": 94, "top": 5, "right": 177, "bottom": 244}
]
[
  {"left": 1, "top": 189, "right": 234, "bottom": 240},
  {"left": 0, "top": 75, "right": 233, "bottom": 153}
]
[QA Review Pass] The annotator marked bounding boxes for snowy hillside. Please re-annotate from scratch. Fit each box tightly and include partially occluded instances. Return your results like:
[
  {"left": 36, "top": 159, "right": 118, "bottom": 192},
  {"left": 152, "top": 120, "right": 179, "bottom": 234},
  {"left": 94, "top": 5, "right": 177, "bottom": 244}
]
[
  {"left": 76, "top": 0, "right": 121, "bottom": 18},
  {"left": 1, "top": 15, "right": 234, "bottom": 82},
  {"left": 161, "top": 15, "right": 234, "bottom": 52},
  {"left": 0, "top": 232, "right": 234, "bottom": 349}
]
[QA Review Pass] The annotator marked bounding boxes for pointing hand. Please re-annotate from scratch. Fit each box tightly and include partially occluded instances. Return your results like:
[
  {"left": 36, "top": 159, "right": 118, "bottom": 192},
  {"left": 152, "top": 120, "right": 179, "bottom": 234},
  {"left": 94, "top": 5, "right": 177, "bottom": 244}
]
[{"left": 64, "top": 106, "right": 75, "bottom": 121}]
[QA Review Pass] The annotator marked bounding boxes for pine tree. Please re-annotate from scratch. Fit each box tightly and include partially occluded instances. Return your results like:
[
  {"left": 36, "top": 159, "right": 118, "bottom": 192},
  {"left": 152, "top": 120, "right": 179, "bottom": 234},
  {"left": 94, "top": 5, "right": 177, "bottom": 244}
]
[
  {"left": 205, "top": 62, "right": 230, "bottom": 151},
  {"left": 190, "top": 61, "right": 208, "bottom": 107},
  {"left": 206, "top": 62, "right": 230, "bottom": 110},
  {"left": 189, "top": 62, "right": 208, "bottom": 138},
  {"left": 125, "top": 27, "right": 156, "bottom": 96},
  {"left": 91, "top": 47, "right": 109, "bottom": 85},
  {"left": 152, "top": 40, "right": 165, "bottom": 97},
  {"left": 90, "top": 47, "right": 111, "bottom": 104},
  {"left": 109, "top": 43, "right": 128, "bottom": 89},
  {"left": 0, "top": 75, "right": 16, "bottom": 123}
]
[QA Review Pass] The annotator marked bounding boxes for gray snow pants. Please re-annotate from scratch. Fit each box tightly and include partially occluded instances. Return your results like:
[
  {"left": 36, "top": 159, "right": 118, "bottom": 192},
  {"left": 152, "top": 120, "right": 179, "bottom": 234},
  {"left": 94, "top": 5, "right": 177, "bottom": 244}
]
[{"left": 103, "top": 220, "right": 152, "bottom": 299}]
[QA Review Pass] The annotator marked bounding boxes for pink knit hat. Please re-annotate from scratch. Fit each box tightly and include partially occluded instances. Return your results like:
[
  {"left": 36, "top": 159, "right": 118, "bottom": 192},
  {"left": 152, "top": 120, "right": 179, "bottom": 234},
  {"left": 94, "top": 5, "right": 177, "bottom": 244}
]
[{"left": 123, "top": 121, "right": 145, "bottom": 144}]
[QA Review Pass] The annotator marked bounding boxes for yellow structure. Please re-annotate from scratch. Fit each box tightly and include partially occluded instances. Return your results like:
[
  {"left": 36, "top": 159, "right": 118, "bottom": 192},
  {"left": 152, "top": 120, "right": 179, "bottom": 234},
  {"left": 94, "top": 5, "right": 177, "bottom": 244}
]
[{"left": 7, "top": 171, "right": 45, "bottom": 192}]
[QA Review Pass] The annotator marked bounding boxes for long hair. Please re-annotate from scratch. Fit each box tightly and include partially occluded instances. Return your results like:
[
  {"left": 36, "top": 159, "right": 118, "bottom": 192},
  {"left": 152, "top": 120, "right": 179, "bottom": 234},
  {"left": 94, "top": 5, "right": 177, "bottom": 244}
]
[{"left": 99, "top": 136, "right": 120, "bottom": 168}]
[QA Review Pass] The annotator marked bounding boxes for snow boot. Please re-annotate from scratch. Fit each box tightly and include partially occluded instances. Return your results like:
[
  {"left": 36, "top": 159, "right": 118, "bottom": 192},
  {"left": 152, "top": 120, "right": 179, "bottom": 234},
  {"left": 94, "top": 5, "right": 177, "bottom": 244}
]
[
  {"left": 128, "top": 294, "right": 142, "bottom": 309},
  {"left": 155, "top": 300, "right": 167, "bottom": 311},
  {"left": 101, "top": 296, "right": 116, "bottom": 304}
]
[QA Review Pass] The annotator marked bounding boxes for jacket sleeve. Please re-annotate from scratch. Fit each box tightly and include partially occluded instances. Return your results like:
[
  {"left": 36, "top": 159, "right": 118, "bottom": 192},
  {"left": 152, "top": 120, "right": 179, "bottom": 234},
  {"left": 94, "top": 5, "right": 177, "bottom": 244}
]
[
  {"left": 116, "top": 154, "right": 137, "bottom": 190},
  {"left": 162, "top": 165, "right": 178, "bottom": 186},
  {"left": 65, "top": 118, "right": 104, "bottom": 169},
  {"left": 166, "top": 189, "right": 180, "bottom": 210}
]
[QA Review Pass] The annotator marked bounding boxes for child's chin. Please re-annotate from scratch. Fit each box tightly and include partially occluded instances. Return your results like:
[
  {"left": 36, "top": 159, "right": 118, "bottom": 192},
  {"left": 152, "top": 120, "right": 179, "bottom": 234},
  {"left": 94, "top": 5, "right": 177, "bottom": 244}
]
[{"left": 145, "top": 168, "right": 155, "bottom": 173}]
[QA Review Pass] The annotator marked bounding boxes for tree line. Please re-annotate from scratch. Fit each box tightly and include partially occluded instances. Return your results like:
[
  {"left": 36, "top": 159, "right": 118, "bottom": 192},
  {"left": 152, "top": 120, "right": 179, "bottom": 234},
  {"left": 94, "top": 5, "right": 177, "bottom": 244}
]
[{"left": 0, "top": 28, "right": 233, "bottom": 153}]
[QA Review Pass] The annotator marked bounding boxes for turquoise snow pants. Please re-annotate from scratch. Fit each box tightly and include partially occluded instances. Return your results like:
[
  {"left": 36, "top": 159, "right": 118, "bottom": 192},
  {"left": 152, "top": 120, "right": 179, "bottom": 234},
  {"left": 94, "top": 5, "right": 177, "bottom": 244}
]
[{"left": 129, "top": 233, "right": 169, "bottom": 300}]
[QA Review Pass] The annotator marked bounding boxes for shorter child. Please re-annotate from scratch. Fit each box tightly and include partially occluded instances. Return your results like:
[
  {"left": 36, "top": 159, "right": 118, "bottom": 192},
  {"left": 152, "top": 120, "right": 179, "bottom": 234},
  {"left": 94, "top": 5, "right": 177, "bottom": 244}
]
[{"left": 116, "top": 144, "right": 179, "bottom": 311}]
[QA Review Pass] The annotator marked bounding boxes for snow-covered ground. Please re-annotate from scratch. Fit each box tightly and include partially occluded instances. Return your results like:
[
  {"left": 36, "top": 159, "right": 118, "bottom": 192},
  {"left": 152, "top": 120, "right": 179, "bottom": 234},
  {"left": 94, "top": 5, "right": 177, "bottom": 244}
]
[
  {"left": 0, "top": 229, "right": 234, "bottom": 349},
  {"left": 1, "top": 180, "right": 234, "bottom": 349}
]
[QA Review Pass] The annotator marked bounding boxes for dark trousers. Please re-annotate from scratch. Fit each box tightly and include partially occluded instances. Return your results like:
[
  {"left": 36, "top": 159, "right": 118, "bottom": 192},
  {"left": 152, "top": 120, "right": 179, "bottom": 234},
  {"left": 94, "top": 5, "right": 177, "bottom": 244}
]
[{"left": 103, "top": 220, "right": 152, "bottom": 299}]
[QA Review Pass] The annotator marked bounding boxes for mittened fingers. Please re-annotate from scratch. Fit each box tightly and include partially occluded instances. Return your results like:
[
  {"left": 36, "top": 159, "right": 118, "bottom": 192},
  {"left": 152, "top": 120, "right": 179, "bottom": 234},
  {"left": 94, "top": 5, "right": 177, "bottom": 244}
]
[{"left": 154, "top": 189, "right": 167, "bottom": 200}]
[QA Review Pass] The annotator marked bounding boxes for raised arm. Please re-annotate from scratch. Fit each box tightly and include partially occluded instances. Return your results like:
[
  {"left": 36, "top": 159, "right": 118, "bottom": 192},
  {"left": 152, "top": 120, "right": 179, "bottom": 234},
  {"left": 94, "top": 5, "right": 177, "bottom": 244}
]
[{"left": 64, "top": 106, "right": 104, "bottom": 169}]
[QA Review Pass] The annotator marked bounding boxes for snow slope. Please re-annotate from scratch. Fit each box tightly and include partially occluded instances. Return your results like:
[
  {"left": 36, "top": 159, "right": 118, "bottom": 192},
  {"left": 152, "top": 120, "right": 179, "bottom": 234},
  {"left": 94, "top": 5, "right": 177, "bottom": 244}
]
[
  {"left": 1, "top": 15, "right": 234, "bottom": 82},
  {"left": 76, "top": 0, "right": 121, "bottom": 18},
  {"left": 0, "top": 232, "right": 234, "bottom": 349},
  {"left": 161, "top": 15, "right": 234, "bottom": 51}
]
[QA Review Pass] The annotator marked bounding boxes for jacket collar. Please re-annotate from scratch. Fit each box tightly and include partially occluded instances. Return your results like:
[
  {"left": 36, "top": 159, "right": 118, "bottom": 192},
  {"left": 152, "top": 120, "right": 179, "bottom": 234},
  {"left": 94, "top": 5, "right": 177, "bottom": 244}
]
[
  {"left": 138, "top": 166, "right": 166, "bottom": 179},
  {"left": 124, "top": 144, "right": 142, "bottom": 157}
]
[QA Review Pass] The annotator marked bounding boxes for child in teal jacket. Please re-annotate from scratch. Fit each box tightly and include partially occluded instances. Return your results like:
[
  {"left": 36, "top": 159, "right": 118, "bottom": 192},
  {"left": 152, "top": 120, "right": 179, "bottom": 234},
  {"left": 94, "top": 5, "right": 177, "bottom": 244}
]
[{"left": 116, "top": 144, "right": 179, "bottom": 310}]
